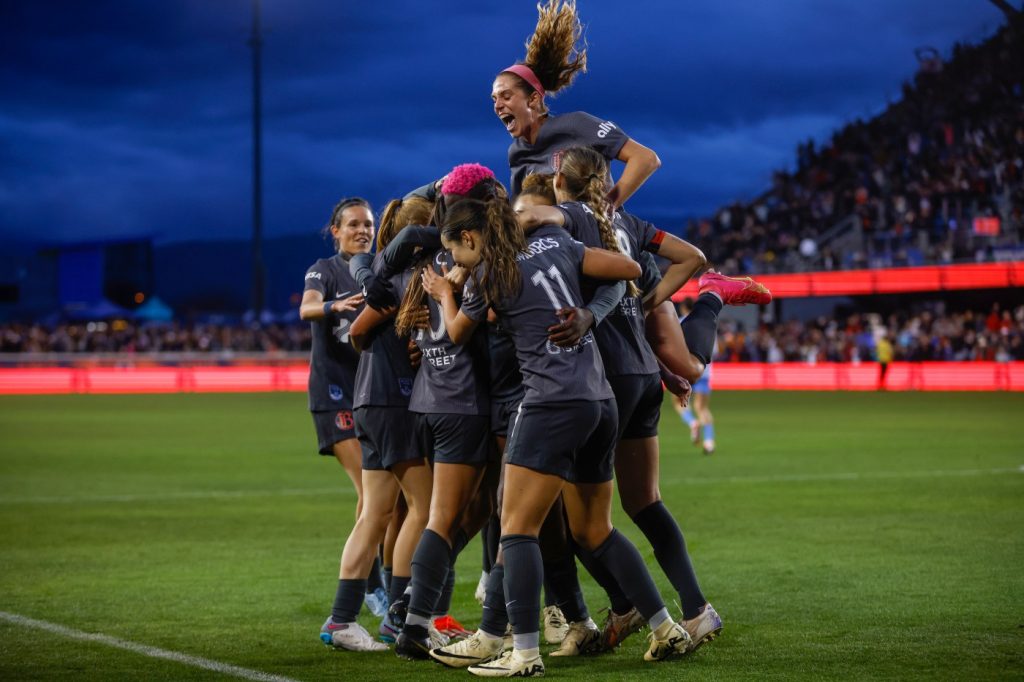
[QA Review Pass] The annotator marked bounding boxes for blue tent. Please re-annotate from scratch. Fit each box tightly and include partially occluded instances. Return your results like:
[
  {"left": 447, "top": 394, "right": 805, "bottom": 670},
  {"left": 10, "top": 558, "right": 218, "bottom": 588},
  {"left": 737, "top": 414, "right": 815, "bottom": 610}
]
[{"left": 134, "top": 296, "right": 174, "bottom": 322}]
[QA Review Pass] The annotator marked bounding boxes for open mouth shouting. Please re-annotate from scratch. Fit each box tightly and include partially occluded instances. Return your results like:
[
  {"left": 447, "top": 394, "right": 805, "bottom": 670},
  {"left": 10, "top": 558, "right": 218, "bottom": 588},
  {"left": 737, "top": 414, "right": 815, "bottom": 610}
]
[{"left": 499, "top": 112, "right": 516, "bottom": 134}]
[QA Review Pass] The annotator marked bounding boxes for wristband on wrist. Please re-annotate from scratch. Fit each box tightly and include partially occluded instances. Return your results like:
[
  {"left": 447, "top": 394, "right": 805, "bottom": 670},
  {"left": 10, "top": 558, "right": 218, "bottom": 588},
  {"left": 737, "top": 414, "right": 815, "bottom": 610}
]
[{"left": 323, "top": 301, "right": 334, "bottom": 317}]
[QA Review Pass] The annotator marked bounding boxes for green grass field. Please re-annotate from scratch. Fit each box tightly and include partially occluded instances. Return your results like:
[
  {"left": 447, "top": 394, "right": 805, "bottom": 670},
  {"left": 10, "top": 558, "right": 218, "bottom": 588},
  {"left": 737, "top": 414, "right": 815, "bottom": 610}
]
[{"left": 1, "top": 391, "right": 1022, "bottom": 680}]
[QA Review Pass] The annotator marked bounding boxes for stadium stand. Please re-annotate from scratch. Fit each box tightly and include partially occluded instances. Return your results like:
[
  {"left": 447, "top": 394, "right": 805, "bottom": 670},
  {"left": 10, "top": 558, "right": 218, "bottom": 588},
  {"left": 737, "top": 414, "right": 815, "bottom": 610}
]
[{"left": 688, "top": 25, "right": 1023, "bottom": 274}]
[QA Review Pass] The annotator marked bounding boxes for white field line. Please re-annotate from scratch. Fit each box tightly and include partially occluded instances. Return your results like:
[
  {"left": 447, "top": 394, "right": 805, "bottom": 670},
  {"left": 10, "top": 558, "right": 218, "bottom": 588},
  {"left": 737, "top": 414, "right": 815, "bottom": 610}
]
[
  {"left": 1, "top": 466, "right": 1020, "bottom": 506},
  {"left": 0, "top": 611, "right": 302, "bottom": 682}
]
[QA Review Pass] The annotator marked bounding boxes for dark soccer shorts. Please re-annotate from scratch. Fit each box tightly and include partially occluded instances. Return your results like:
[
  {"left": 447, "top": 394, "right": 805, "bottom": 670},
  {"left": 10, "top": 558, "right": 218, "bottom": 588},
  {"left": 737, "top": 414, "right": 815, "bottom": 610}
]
[
  {"left": 490, "top": 398, "right": 523, "bottom": 438},
  {"left": 608, "top": 372, "right": 663, "bottom": 440},
  {"left": 354, "top": 406, "right": 422, "bottom": 470},
  {"left": 505, "top": 399, "right": 618, "bottom": 484},
  {"left": 312, "top": 409, "right": 357, "bottom": 455},
  {"left": 415, "top": 413, "right": 491, "bottom": 465}
]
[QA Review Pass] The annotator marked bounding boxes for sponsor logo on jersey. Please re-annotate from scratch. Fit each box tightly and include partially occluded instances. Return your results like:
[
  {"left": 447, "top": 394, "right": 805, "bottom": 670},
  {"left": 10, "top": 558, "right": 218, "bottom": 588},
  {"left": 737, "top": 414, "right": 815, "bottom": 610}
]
[
  {"left": 305, "top": 271, "right": 322, "bottom": 280},
  {"left": 328, "top": 384, "right": 343, "bottom": 401},
  {"left": 335, "top": 410, "right": 354, "bottom": 431},
  {"left": 336, "top": 290, "right": 352, "bottom": 298},
  {"left": 596, "top": 120, "right": 617, "bottom": 139},
  {"left": 545, "top": 330, "right": 596, "bottom": 355},
  {"left": 398, "top": 378, "right": 413, "bottom": 397}
]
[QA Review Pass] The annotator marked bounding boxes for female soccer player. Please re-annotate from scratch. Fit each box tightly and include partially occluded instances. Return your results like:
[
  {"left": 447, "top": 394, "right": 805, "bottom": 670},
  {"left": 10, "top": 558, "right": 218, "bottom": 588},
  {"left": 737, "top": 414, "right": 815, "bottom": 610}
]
[
  {"left": 493, "top": 0, "right": 660, "bottom": 205},
  {"left": 300, "top": 198, "right": 389, "bottom": 620},
  {"left": 422, "top": 193, "right": 693, "bottom": 677},
  {"left": 317, "top": 207, "right": 433, "bottom": 654},
  {"left": 350, "top": 166, "right": 494, "bottom": 660},
  {"left": 675, "top": 297, "right": 716, "bottom": 454},
  {"left": 514, "top": 147, "right": 733, "bottom": 651}
]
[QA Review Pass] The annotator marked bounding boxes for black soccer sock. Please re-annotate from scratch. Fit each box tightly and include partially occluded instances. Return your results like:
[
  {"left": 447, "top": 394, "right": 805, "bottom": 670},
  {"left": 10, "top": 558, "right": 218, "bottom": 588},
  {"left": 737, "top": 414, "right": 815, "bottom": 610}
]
[
  {"left": 408, "top": 529, "right": 450, "bottom": 619},
  {"left": 366, "top": 555, "right": 384, "bottom": 593},
  {"left": 435, "top": 566, "right": 456, "bottom": 616},
  {"left": 543, "top": 551, "right": 588, "bottom": 622},
  {"left": 543, "top": 577, "right": 557, "bottom": 608},
  {"left": 681, "top": 292, "right": 723, "bottom": 366},
  {"left": 383, "top": 565, "right": 393, "bottom": 594},
  {"left": 590, "top": 528, "right": 665, "bottom": 622},
  {"left": 632, "top": 501, "right": 707, "bottom": 620},
  {"left": 331, "top": 578, "right": 366, "bottom": 623},
  {"left": 451, "top": 528, "right": 471, "bottom": 558},
  {"left": 389, "top": 574, "right": 410, "bottom": 608},
  {"left": 574, "top": 540, "right": 633, "bottom": 615},
  {"left": 500, "top": 534, "right": 542, "bottom": 638},
  {"left": 479, "top": 563, "right": 508, "bottom": 637},
  {"left": 481, "top": 520, "right": 493, "bottom": 573},
  {"left": 486, "top": 515, "right": 501, "bottom": 568}
]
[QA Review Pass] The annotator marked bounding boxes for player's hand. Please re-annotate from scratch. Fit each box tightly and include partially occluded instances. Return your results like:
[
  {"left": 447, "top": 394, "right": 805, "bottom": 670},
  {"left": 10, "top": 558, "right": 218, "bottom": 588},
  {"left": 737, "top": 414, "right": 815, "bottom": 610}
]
[
  {"left": 421, "top": 265, "right": 453, "bottom": 302},
  {"left": 328, "top": 293, "right": 364, "bottom": 314},
  {"left": 410, "top": 305, "right": 430, "bottom": 330},
  {"left": 547, "top": 307, "right": 594, "bottom": 347},
  {"left": 658, "top": 361, "right": 692, "bottom": 405},
  {"left": 445, "top": 264, "right": 470, "bottom": 289},
  {"left": 666, "top": 375, "right": 692, "bottom": 406},
  {"left": 407, "top": 338, "right": 423, "bottom": 368}
]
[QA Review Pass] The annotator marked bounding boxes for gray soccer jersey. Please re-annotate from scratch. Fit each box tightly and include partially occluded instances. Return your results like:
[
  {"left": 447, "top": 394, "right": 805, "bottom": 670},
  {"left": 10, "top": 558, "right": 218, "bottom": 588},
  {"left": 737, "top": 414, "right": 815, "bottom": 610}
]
[
  {"left": 408, "top": 249, "right": 490, "bottom": 415},
  {"left": 507, "top": 111, "right": 629, "bottom": 197},
  {"left": 462, "top": 225, "right": 614, "bottom": 405},
  {"left": 304, "top": 254, "right": 363, "bottom": 411},
  {"left": 556, "top": 201, "right": 661, "bottom": 377},
  {"left": 352, "top": 259, "right": 417, "bottom": 408}
]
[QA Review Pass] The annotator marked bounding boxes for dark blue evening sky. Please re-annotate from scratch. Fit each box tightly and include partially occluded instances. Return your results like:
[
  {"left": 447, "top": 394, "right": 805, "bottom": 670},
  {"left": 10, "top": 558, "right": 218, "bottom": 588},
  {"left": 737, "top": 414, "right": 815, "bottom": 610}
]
[{"left": 0, "top": 0, "right": 1003, "bottom": 245}]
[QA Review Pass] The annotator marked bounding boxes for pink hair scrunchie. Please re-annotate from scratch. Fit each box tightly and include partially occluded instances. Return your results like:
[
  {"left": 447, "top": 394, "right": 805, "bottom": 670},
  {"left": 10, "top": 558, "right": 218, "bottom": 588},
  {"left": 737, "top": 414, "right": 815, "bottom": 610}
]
[{"left": 441, "top": 163, "right": 496, "bottom": 196}]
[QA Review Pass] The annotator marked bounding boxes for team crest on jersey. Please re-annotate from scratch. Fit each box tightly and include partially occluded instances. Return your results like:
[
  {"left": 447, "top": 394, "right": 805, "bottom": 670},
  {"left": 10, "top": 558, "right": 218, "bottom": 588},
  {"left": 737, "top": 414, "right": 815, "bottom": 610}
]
[
  {"left": 328, "top": 384, "right": 343, "bottom": 401},
  {"left": 398, "top": 378, "right": 413, "bottom": 397}
]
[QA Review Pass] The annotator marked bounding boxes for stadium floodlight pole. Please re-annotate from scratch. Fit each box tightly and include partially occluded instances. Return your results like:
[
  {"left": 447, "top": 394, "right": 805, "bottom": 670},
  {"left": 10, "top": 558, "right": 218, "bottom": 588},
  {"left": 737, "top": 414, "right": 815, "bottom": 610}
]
[{"left": 248, "top": 0, "right": 265, "bottom": 317}]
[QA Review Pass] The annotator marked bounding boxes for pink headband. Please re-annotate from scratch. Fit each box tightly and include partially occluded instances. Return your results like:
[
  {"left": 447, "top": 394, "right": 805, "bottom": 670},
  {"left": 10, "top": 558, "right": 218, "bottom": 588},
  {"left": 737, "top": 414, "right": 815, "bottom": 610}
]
[{"left": 502, "top": 64, "right": 545, "bottom": 98}]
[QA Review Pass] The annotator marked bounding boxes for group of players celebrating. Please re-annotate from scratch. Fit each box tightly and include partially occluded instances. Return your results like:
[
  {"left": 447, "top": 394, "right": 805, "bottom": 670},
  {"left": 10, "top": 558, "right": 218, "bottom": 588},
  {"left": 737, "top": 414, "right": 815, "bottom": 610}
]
[{"left": 299, "top": 2, "right": 771, "bottom": 677}]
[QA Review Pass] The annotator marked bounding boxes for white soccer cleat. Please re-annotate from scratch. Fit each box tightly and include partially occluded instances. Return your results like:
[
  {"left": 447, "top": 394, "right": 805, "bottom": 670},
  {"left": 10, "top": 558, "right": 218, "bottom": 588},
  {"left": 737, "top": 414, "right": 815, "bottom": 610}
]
[
  {"left": 702, "top": 439, "right": 715, "bottom": 455},
  {"left": 549, "top": 620, "right": 600, "bottom": 656},
  {"left": 599, "top": 607, "right": 646, "bottom": 650},
  {"left": 475, "top": 570, "right": 489, "bottom": 605},
  {"left": 468, "top": 648, "right": 544, "bottom": 677},
  {"left": 689, "top": 421, "right": 701, "bottom": 445},
  {"left": 325, "top": 621, "right": 389, "bottom": 652},
  {"left": 644, "top": 621, "right": 691, "bottom": 662},
  {"left": 427, "top": 622, "right": 450, "bottom": 648},
  {"left": 430, "top": 630, "right": 505, "bottom": 668},
  {"left": 542, "top": 605, "right": 568, "bottom": 644},
  {"left": 682, "top": 603, "right": 723, "bottom": 652}
]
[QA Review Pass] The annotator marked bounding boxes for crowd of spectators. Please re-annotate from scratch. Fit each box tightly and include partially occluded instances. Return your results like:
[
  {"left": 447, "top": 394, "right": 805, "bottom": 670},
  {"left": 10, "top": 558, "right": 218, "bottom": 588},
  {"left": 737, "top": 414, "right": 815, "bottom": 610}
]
[
  {"left": 3, "top": 303, "right": 1022, "bottom": 364},
  {"left": 714, "top": 303, "right": 1024, "bottom": 364},
  {"left": 0, "top": 321, "right": 310, "bottom": 354},
  {"left": 689, "top": 23, "right": 1024, "bottom": 274}
]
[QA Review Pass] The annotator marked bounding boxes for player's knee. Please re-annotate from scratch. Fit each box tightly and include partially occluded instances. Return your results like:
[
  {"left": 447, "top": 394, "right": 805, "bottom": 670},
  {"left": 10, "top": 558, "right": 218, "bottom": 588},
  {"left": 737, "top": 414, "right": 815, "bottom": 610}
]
[{"left": 570, "top": 524, "right": 612, "bottom": 552}]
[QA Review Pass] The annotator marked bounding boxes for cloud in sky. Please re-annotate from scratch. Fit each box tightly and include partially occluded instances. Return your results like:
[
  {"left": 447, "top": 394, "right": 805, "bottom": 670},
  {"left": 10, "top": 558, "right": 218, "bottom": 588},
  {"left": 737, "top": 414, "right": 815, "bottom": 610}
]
[{"left": 0, "top": 0, "right": 1004, "bottom": 243}]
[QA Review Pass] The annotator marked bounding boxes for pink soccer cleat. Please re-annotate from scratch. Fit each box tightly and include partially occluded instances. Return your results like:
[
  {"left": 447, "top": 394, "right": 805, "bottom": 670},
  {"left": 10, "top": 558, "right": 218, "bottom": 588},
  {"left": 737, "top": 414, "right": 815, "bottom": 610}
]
[{"left": 698, "top": 271, "right": 772, "bottom": 306}]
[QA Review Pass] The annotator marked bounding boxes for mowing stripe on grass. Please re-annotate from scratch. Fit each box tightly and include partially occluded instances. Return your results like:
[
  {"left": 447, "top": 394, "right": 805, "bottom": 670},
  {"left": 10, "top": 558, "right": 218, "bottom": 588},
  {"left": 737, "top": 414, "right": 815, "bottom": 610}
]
[
  {"left": 663, "top": 466, "right": 1024, "bottom": 486},
  {"left": 1, "top": 467, "right": 1020, "bottom": 506},
  {"left": 0, "top": 611, "right": 301, "bottom": 682},
  {"left": 0, "top": 487, "right": 346, "bottom": 505}
]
